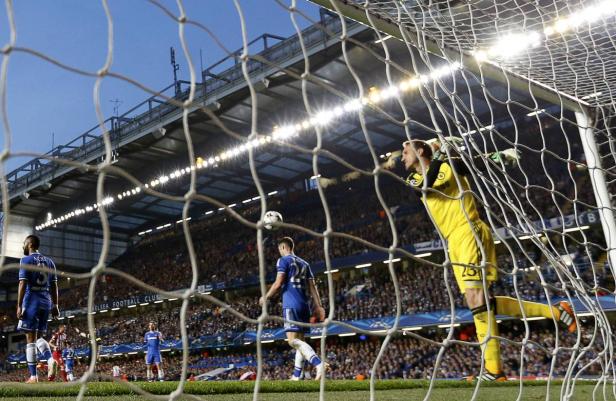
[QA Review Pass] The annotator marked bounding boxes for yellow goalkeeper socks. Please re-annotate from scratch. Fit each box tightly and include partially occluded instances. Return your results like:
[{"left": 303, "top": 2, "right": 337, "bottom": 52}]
[
  {"left": 495, "top": 296, "right": 558, "bottom": 319},
  {"left": 471, "top": 305, "right": 501, "bottom": 374}
]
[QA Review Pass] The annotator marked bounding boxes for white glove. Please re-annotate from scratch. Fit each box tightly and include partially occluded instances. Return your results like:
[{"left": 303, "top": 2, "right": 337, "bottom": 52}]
[{"left": 427, "top": 137, "right": 464, "bottom": 160}]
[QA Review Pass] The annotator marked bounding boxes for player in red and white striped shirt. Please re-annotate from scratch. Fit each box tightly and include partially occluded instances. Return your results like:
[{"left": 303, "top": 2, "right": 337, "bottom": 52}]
[{"left": 49, "top": 325, "right": 68, "bottom": 382}]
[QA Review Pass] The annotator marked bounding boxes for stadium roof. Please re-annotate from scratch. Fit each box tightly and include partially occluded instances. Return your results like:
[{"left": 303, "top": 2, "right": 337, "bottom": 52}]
[{"left": 5, "top": 10, "right": 565, "bottom": 237}]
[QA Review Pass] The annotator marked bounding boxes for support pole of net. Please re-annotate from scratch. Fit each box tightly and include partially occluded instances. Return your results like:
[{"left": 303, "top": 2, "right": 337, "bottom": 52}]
[{"left": 575, "top": 110, "right": 616, "bottom": 272}]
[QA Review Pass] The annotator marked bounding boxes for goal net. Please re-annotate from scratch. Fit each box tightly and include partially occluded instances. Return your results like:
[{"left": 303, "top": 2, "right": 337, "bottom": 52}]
[{"left": 0, "top": 0, "right": 615, "bottom": 400}]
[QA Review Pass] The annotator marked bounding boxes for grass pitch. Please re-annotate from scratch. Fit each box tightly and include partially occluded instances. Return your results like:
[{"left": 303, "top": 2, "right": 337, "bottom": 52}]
[{"left": 0, "top": 379, "right": 609, "bottom": 400}]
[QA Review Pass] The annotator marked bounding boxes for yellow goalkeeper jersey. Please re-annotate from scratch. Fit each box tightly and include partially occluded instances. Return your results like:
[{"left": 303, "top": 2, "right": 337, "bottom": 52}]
[{"left": 407, "top": 161, "right": 480, "bottom": 240}]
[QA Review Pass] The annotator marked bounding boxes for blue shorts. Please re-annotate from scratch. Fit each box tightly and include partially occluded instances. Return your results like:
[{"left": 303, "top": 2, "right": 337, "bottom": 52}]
[
  {"left": 17, "top": 295, "right": 50, "bottom": 333},
  {"left": 283, "top": 307, "right": 310, "bottom": 333},
  {"left": 145, "top": 352, "right": 161, "bottom": 365},
  {"left": 65, "top": 360, "right": 74, "bottom": 373}
]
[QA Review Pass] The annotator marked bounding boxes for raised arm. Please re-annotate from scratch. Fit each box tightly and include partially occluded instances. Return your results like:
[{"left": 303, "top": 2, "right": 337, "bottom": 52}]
[{"left": 431, "top": 138, "right": 519, "bottom": 170}]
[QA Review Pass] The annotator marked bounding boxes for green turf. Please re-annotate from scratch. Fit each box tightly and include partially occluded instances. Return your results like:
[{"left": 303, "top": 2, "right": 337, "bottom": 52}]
[{"left": 0, "top": 380, "right": 609, "bottom": 400}]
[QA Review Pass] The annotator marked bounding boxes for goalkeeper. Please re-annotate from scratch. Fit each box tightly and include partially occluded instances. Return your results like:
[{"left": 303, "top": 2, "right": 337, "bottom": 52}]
[{"left": 399, "top": 138, "right": 576, "bottom": 381}]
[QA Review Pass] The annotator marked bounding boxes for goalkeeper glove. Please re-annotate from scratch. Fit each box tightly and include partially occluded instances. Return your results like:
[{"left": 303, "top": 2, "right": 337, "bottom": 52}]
[
  {"left": 489, "top": 148, "right": 520, "bottom": 167},
  {"left": 426, "top": 137, "right": 464, "bottom": 161}
]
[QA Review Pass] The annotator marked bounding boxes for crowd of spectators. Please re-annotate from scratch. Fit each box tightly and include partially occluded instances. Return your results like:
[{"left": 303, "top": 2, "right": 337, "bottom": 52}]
[{"left": 57, "top": 178, "right": 432, "bottom": 307}]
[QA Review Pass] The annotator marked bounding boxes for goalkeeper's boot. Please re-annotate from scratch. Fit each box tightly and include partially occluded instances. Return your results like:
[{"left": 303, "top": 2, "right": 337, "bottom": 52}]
[
  {"left": 465, "top": 371, "right": 507, "bottom": 382},
  {"left": 557, "top": 301, "right": 577, "bottom": 333},
  {"left": 315, "top": 361, "right": 330, "bottom": 381}
]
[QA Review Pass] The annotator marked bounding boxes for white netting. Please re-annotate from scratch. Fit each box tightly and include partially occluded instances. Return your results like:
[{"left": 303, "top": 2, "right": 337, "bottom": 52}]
[
  {"left": 0, "top": 0, "right": 615, "bottom": 401},
  {"left": 322, "top": 0, "right": 616, "bottom": 107}
]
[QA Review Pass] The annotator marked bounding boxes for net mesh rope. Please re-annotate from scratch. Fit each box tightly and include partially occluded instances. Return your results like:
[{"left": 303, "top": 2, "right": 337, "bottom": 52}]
[
  {"left": 0, "top": 0, "right": 614, "bottom": 401},
  {"left": 333, "top": 0, "right": 616, "bottom": 107}
]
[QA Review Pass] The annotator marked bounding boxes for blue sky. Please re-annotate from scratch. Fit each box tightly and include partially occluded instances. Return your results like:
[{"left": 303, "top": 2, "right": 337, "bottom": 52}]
[{"left": 0, "top": 0, "right": 321, "bottom": 172}]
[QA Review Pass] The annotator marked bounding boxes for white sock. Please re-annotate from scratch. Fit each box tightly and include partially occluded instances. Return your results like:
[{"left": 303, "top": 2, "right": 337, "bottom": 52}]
[
  {"left": 35, "top": 338, "right": 52, "bottom": 361},
  {"left": 157, "top": 367, "right": 164, "bottom": 379},
  {"left": 289, "top": 339, "right": 321, "bottom": 367},
  {"left": 146, "top": 368, "right": 152, "bottom": 380},
  {"left": 26, "top": 343, "right": 37, "bottom": 378},
  {"left": 293, "top": 350, "right": 304, "bottom": 378},
  {"left": 68, "top": 373, "right": 74, "bottom": 381}
]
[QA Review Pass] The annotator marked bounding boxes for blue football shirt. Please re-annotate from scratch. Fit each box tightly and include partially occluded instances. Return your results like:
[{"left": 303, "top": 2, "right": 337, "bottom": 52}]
[
  {"left": 276, "top": 254, "right": 314, "bottom": 309},
  {"left": 144, "top": 330, "right": 162, "bottom": 353},
  {"left": 19, "top": 252, "right": 57, "bottom": 309},
  {"left": 62, "top": 347, "right": 75, "bottom": 361}
]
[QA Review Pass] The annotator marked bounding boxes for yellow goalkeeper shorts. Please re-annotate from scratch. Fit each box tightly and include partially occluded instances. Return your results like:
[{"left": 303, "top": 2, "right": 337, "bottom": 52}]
[{"left": 447, "top": 220, "right": 498, "bottom": 294}]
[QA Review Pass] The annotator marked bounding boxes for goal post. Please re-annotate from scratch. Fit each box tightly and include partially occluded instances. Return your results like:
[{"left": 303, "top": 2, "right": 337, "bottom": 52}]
[{"left": 575, "top": 110, "right": 616, "bottom": 274}]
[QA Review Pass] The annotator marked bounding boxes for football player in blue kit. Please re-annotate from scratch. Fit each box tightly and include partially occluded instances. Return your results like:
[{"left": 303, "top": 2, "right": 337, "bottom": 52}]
[
  {"left": 62, "top": 340, "right": 76, "bottom": 381},
  {"left": 259, "top": 237, "right": 328, "bottom": 380},
  {"left": 17, "top": 235, "right": 60, "bottom": 383},
  {"left": 144, "top": 321, "right": 164, "bottom": 382}
]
